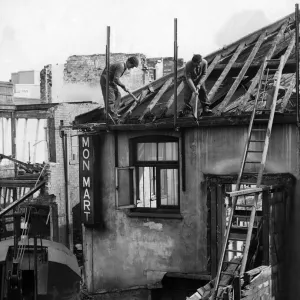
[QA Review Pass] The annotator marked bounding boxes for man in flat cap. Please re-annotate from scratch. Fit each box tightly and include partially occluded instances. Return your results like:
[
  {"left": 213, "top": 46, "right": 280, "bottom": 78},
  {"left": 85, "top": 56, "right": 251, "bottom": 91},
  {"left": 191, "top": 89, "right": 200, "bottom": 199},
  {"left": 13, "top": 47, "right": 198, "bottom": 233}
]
[
  {"left": 100, "top": 56, "right": 139, "bottom": 116},
  {"left": 180, "top": 54, "right": 212, "bottom": 116}
]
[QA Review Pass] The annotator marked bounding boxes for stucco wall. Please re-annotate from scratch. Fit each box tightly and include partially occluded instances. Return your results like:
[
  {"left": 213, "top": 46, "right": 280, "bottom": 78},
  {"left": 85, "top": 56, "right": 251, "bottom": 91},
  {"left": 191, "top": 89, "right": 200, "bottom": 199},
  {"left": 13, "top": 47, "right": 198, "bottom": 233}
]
[{"left": 83, "top": 123, "right": 298, "bottom": 295}]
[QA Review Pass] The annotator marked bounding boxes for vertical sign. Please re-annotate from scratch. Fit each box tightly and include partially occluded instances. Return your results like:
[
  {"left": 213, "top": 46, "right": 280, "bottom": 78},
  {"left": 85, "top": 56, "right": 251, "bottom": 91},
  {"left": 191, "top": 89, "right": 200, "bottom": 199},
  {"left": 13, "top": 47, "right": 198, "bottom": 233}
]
[{"left": 79, "top": 135, "right": 95, "bottom": 225}]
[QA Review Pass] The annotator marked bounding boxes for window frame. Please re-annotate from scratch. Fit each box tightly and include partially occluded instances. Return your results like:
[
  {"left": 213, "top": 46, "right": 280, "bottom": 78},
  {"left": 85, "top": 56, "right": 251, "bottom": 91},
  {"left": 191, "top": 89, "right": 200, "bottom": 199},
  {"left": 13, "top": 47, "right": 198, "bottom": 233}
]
[{"left": 130, "top": 135, "right": 180, "bottom": 212}]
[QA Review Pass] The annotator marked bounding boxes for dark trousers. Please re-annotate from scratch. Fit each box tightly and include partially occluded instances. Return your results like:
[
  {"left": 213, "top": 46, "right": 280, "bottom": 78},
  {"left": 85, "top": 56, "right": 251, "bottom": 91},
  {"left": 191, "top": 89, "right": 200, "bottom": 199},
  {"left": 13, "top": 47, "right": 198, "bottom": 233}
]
[
  {"left": 100, "top": 76, "right": 121, "bottom": 114},
  {"left": 183, "top": 82, "right": 209, "bottom": 109}
]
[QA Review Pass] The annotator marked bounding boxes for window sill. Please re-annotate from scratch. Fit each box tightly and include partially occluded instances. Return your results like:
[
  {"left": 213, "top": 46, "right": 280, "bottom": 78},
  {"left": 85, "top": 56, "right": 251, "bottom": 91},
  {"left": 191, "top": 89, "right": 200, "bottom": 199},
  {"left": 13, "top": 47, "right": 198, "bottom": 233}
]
[{"left": 127, "top": 211, "right": 183, "bottom": 219}]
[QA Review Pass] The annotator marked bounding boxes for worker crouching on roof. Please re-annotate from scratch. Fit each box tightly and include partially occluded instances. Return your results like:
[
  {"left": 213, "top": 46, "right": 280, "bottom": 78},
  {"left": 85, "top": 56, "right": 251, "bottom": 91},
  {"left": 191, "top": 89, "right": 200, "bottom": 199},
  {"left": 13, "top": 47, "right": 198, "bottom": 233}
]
[
  {"left": 180, "top": 54, "right": 212, "bottom": 115},
  {"left": 100, "top": 56, "right": 139, "bottom": 116}
]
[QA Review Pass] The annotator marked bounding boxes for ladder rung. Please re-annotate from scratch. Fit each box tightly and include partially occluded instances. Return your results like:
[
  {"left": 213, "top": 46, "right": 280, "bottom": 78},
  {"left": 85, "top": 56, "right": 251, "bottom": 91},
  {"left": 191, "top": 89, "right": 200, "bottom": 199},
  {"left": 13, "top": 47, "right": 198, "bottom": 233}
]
[
  {"left": 266, "top": 68, "right": 278, "bottom": 71},
  {"left": 221, "top": 271, "right": 235, "bottom": 276},
  {"left": 247, "top": 150, "right": 263, "bottom": 153},
  {"left": 224, "top": 260, "right": 241, "bottom": 265},
  {"left": 251, "top": 128, "right": 266, "bottom": 131},
  {"left": 266, "top": 59, "right": 281, "bottom": 61},
  {"left": 253, "top": 119, "right": 269, "bottom": 121},
  {"left": 249, "top": 140, "right": 265, "bottom": 142},
  {"left": 226, "top": 249, "right": 244, "bottom": 253},
  {"left": 242, "top": 172, "right": 259, "bottom": 174},
  {"left": 245, "top": 161, "right": 261, "bottom": 163},
  {"left": 229, "top": 236, "right": 247, "bottom": 241}
]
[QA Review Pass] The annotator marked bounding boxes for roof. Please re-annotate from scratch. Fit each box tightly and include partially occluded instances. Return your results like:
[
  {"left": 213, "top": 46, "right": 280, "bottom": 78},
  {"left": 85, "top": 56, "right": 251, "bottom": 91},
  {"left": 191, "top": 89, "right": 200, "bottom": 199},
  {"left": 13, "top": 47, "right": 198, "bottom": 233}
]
[{"left": 74, "top": 11, "right": 299, "bottom": 130}]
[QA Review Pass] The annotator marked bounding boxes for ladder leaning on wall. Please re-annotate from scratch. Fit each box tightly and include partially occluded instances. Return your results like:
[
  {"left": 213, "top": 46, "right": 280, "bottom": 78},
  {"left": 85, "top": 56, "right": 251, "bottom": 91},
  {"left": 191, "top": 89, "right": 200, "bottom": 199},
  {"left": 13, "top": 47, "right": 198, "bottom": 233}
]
[{"left": 209, "top": 55, "right": 286, "bottom": 300}]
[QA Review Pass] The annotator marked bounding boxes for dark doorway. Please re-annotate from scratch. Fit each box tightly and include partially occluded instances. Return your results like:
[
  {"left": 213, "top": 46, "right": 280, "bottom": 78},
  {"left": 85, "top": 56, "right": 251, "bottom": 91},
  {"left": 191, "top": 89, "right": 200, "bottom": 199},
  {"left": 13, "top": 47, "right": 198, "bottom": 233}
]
[{"left": 22, "top": 270, "right": 35, "bottom": 300}]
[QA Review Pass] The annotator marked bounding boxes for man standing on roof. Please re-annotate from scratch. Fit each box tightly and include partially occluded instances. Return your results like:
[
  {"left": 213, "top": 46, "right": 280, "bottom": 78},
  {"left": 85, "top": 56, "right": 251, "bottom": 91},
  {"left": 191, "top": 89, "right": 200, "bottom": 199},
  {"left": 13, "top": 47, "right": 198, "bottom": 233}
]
[
  {"left": 100, "top": 56, "right": 139, "bottom": 116},
  {"left": 181, "top": 54, "right": 212, "bottom": 115}
]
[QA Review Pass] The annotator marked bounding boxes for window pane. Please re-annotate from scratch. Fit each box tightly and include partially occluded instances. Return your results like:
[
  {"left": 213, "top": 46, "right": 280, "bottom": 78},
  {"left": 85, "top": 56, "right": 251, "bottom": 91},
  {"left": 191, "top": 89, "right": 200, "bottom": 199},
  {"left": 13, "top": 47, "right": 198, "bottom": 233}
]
[
  {"left": 158, "top": 142, "right": 178, "bottom": 161},
  {"left": 137, "top": 167, "right": 157, "bottom": 208},
  {"left": 160, "top": 169, "right": 178, "bottom": 206},
  {"left": 137, "top": 143, "right": 157, "bottom": 161}
]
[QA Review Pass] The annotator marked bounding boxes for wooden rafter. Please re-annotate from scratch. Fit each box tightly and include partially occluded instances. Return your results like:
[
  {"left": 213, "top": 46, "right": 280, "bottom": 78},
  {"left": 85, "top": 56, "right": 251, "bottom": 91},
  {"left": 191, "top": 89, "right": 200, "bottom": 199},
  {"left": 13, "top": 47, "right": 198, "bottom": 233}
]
[
  {"left": 274, "top": 31, "right": 295, "bottom": 78},
  {"left": 280, "top": 74, "right": 296, "bottom": 112},
  {"left": 213, "top": 31, "right": 267, "bottom": 114},
  {"left": 234, "top": 21, "right": 289, "bottom": 113},
  {"left": 162, "top": 81, "right": 185, "bottom": 117},
  {"left": 139, "top": 78, "right": 173, "bottom": 121},
  {"left": 120, "top": 89, "right": 149, "bottom": 122},
  {"left": 208, "top": 43, "right": 245, "bottom": 102}
]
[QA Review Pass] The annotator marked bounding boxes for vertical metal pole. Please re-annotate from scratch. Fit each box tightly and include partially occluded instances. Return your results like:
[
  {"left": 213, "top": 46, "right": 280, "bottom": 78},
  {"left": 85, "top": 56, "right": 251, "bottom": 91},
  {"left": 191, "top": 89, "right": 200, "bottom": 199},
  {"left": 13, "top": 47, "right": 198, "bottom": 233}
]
[
  {"left": 296, "top": 4, "right": 299, "bottom": 125},
  {"left": 174, "top": 18, "right": 178, "bottom": 128},
  {"left": 106, "top": 26, "right": 110, "bottom": 125}
]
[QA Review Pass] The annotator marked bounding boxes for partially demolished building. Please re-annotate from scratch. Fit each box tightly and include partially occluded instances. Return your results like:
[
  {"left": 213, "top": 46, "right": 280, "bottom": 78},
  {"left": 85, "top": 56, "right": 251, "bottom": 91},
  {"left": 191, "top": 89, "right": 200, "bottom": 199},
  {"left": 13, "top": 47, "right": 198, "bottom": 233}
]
[{"left": 73, "top": 11, "right": 300, "bottom": 300}]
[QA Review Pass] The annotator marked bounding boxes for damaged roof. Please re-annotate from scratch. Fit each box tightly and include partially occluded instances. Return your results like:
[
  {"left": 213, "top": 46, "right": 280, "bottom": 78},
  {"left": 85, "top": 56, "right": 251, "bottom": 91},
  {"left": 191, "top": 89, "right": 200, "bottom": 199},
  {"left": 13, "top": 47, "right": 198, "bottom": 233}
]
[{"left": 74, "top": 11, "right": 299, "bottom": 130}]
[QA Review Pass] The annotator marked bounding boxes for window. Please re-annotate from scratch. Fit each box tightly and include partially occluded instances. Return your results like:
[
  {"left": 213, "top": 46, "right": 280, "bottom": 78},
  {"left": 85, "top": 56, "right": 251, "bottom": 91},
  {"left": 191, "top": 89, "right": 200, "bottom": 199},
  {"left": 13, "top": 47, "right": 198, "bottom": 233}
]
[{"left": 122, "top": 136, "right": 180, "bottom": 211}]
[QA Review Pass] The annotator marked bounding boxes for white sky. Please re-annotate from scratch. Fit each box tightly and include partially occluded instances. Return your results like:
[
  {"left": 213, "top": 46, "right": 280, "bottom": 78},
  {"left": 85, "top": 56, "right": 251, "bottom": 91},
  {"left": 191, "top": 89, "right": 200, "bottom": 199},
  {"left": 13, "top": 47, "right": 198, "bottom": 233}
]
[{"left": 0, "top": 0, "right": 298, "bottom": 81}]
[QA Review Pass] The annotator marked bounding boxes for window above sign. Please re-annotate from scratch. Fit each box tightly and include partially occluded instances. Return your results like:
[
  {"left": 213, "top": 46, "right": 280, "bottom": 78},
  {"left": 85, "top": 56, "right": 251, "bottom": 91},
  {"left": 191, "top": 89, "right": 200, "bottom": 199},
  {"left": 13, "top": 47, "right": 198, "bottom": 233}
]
[{"left": 116, "top": 136, "right": 181, "bottom": 217}]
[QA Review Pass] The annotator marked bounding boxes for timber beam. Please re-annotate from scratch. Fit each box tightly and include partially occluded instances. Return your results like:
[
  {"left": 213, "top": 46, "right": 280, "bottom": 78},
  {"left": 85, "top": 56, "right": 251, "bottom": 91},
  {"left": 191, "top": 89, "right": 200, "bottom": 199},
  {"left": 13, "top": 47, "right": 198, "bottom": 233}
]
[{"left": 0, "top": 179, "right": 39, "bottom": 188}]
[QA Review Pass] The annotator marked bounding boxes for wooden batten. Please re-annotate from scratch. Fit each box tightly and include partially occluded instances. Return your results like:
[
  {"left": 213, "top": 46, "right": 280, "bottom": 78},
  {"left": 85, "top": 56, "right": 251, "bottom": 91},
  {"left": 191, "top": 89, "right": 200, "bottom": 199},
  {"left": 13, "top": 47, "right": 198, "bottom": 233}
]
[
  {"left": 208, "top": 43, "right": 245, "bottom": 102},
  {"left": 236, "top": 21, "right": 289, "bottom": 113},
  {"left": 214, "top": 31, "right": 267, "bottom": 114},
  {"left": 139, "top": 78, "right": 173, "bottom": 121},
  {"left": 280, "top": 74, "right": 296, "bottom": 112}
]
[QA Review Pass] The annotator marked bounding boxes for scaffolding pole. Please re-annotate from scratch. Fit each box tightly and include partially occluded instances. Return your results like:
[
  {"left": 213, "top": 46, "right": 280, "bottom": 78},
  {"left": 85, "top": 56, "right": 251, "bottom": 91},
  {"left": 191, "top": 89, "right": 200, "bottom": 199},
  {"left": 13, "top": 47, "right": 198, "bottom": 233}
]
[
  {"left": 106, "top": 26, "right": 110, "bottom": 126},
  {"left": 174, "top": 18, "right": 178, "bottom": 129}
]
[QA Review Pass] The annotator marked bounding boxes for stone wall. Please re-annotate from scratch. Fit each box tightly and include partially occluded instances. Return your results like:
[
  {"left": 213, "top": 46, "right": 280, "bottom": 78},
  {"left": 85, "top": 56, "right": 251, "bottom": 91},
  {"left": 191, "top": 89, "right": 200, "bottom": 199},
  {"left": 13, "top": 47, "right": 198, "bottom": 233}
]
[{"left": 40, "top": 65, "right": 52, "bottom": 103}]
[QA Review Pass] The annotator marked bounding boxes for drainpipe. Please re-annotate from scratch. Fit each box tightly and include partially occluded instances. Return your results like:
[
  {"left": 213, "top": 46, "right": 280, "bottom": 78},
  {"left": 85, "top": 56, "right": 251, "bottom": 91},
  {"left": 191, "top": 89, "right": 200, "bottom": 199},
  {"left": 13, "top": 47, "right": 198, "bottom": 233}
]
[{"left": 60, "top": 120, "right": 70, "bottom": 249}]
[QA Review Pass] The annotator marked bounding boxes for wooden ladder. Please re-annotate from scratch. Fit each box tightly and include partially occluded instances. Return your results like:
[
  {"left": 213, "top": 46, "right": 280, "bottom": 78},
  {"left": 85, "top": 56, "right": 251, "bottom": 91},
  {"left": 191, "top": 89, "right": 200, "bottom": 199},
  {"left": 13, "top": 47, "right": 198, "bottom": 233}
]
[{"left": 211, "top": 55, "right": 285, "bottom": 300}]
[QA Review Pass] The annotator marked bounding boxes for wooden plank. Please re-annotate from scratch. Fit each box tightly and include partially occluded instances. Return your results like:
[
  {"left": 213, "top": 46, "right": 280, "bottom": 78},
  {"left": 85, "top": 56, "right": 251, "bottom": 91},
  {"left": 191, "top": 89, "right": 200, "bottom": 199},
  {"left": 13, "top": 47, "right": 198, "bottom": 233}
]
[
  {"left": 208, "top": 43, "right": 245, "bottom": 102},
  {"left": 227, "top": 187, "right": 263, "bottom": 197},
  {"left": 280, "top": 74, "right": 296, "bottom": 112},
  {"left": 120, "top": 89, "right": 149, "bottom": 122},
  {"left": 163, "top": 81, "right": 184, "bottom": 117},
  {"left": 210, "top": 184, "right": 217, "bottom": 277},
  {"left": 217, "top": 184, "right": 225, "bottom": 262},
  {"left": 235, "top": 21, "right": 289, "bottom": 113},
  {"left": 214, "top": 31, "right": 267, "bottom": 114},
  {"left": 262, "top": 191, "right": 270, "bottom": 265},
  {"left": 139, "top": 78, "right": 173, "bottom": 121}
]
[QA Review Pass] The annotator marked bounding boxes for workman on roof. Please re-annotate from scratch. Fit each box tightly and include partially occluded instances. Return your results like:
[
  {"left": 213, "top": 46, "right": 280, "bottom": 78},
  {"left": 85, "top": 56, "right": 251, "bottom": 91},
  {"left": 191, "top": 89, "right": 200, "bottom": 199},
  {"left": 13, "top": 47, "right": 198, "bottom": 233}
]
[
  {"left": 100, "top": 56, "right": 139, "bottom": 116},
  {"left": 180, "top": 54, "right": 212, "bottom": 115}
]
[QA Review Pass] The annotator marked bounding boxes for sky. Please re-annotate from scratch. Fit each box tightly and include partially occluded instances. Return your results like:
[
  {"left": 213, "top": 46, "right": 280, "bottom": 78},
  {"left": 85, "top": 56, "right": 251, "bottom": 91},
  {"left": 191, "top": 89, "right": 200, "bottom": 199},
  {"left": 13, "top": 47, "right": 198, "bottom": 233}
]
[{"left": 0, "top": 0, "right": 298, "bottom": 81}]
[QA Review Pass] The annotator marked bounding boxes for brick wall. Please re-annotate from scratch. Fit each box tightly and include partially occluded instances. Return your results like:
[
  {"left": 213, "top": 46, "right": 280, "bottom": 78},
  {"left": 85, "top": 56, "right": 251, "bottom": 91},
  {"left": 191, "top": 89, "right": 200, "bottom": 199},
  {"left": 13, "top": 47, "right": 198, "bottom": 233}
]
[
  {"left": 47, "top": 102, "right": 98, "bottom": 247},
  {"left": 63, "top": 53, "right": 147, "bottom": 105}
]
